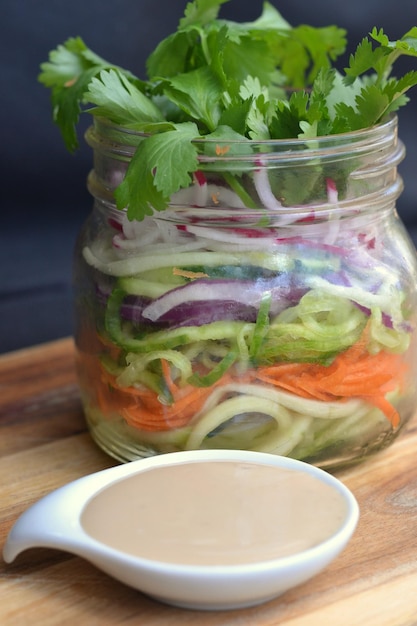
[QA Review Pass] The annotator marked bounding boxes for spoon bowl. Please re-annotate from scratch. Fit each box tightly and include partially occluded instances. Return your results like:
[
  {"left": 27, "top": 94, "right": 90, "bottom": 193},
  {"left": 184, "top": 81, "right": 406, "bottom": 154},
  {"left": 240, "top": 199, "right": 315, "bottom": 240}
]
[{"left": 3, "top": 449, "right": 359, "bottom": 611}]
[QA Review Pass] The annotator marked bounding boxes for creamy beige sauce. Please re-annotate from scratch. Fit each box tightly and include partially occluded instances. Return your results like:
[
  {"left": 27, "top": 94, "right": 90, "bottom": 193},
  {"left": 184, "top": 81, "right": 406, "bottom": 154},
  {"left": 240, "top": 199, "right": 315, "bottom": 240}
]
[{"left": 81, "top": 461, "right": 348, "bottom": 566}]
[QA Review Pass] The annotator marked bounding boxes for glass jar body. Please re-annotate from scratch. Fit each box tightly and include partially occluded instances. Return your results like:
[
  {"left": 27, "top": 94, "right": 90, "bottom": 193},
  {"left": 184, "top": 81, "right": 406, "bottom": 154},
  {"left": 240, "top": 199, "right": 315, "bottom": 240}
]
[{"left": 73, "top": 117, "right": 417, "bottom": 468}]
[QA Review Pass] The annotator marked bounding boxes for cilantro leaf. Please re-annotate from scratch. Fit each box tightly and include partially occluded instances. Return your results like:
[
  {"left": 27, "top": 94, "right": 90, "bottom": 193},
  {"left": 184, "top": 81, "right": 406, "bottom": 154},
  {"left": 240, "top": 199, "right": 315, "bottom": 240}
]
[
  {"left": 383, "top": 72, "right": 417, "bottom": 113},
  {"left": 343, "top": 37, "right": 385, "bottom": 85},
  {"left": 241, "top": 2, "right": 291, "bottom": 31},
  {"left": 346, "top": 27, "right": 417, "bottom": 87},
  {"left": 179, "top": 0, "right": 229, "bottom": 28},
  {"left": 217, "top": 97, "right": 252, "bottom": 135},
  {"left": 339, "top": 28, "right": 417, "bottom": 128},
  {"left": 238, "top": 77, "right": 272, "bottom": 139},
  {"left": 205, "top": 25, "right": 231, "bottom": 90},
  {"left": 38, "top": 37, "right": 133, "bottom": 151},
  {"left": 370, "top": 26, "right": 417, "bottom": 56},
  {"left": 38, "top": 36, "right": 100, "bottom": 87},
  {"left": 353, "top": 84, "right": 390, "bottom": 128},
  {"left": 160, "top": 66, "right": 223, "bottom": 131},
  {"left": 221, "top": 34, "right": 276, "bottom": 87},
  {"left": 271, "top": 25, "right": 346, "bottom": 88},
  {"left": 83, "top": 69, "right": 164, "bottom": 128},
  {"left": 332, "top": 82, "right": 394, "bottom": 132},
  {"left": 114, "top": 122, "right": 200, "bottom": 219},
  {"left": 292, "top": 25, "right": 347, "bottom": 84},
  {"left": 49, "top": 68, "right": 99, "bottom": 152},
  {"left": 246, "top": 97, "right": 272, "bottom": 140},
  {"left": 146, "top": 31, "right": 199, "bottom": 79},
  {"left": 114, "top": 157, "right": 167, "bottom": 220},
  {"left": 146, "top": 0, "right": 230, "bottom": 79},
  {"left": 239, "top": 75, "right": 269, "bottom": 101},
  {"left": 201, "top": 125, "right": 251, "bottom": 160},
  {"left": 308, "top": 67, "right": 334, "bottom": 128},
  {"left": 199, "top": 126, "right": 257, "bottom": 206},
  {"left": 298, "top": 120, "right": 319, "bottom": 139},
  {"left": 39, "top": 3, "right": 417, "bottom": 220},
  {"left": 324, "top": 70, "right": 362, "bottom": 122},
  {"left": 270, "top": 91, "right": 310, "bottom": 139}
]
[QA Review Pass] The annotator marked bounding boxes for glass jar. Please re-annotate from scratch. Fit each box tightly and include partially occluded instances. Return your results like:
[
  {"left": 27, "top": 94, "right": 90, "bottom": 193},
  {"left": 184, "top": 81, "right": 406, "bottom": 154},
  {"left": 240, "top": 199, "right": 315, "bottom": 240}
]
[{"left": 73, "top": 115, "right": 417, "bottom": 469}]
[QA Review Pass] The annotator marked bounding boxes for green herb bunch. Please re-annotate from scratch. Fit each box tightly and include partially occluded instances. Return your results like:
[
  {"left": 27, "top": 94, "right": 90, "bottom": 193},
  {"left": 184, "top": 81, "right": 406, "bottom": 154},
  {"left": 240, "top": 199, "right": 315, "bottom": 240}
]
[{"left": 39, "top": 0, "right": 417, "bottom": 220}]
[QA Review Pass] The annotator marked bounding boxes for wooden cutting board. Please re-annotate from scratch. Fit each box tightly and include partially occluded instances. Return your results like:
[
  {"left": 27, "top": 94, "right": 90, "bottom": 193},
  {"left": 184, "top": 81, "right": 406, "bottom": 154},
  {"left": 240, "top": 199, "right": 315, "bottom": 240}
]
[{"left": 1, "top": 338, "right": 417, "bottom": 626}]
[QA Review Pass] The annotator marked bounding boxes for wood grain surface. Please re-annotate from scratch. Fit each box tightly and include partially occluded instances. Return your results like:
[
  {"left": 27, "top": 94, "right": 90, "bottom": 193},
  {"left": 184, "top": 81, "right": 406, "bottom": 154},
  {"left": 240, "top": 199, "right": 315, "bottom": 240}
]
[{"left": 1, "top": 338, "right": 417, "bottom": 626}]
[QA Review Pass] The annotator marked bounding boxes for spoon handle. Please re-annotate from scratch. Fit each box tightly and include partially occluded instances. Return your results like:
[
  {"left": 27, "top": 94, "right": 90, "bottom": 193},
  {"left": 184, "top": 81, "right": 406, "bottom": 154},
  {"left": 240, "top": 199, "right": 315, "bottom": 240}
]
[{"left": 3, "top": 482, "right": 86, "bottom": 563}]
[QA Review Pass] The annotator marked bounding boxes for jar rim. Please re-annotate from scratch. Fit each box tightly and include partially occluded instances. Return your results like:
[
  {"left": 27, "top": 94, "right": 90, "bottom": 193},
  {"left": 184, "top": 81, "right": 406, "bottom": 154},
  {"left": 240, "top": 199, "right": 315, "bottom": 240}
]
[
  {"left": 86, "top": 114, "right": 399, "bottom": 171},
  {"left": 85, "top": 113, "right": 403, "bottom": 217},
  {"left": 86, "top": 114, "right": 398, "bottom": 153},
  {"left": 91, "top": 113, "right": 397, "bottom": 142}
]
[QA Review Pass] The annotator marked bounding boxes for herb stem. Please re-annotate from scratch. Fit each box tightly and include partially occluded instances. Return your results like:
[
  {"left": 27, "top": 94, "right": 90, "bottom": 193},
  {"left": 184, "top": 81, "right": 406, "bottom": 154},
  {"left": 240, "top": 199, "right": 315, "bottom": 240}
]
[
  {"left": 200, "top": 30, "right": 211, "bottom": 66},
  {"left": 222, "top": 172, "right": 258, "bottom": 209}
]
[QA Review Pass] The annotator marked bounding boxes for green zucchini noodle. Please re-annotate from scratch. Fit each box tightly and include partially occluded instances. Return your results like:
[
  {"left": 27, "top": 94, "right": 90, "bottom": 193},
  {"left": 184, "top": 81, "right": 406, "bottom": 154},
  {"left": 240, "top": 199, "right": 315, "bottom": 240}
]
[
  {"left": 199, "top": 342, "right": 230, "bottom": 368},
  {"left": 117, "top": 349, "right": 193, "bottom": 387},
  {"left": 368, "top": 308, "right": 410, "bottom": 353},
  {"left": 236, "top": 324, "right": 253, "bottom": 364},
  {"left": 185, "top": 391, "right": 391, "bottom": 457},
  {"left": 290, "top": 406, "right": 387, "bottom": 461},
  {"left": 77, "top": 198, "right": 416, "bottom": 465},
  {"left": 307, "top": 276, "right": 404, "bottom": 325},
  {"left": 118, "top": 278, "right": 175, "bottom": 298},
  {"left": 182, "top": 383, "right": 378, "bottom": 455},
  {"left": 82, "top": 384, "right": 404, "bottom": 461},
  {"left": 194, "top": 382, "right": 369, "bottom": 419},
  {"left": 83, "top": 244, "right": 292, "bottom": 277},
  {"left": 185, "top": 395, "right": 295, "bottom": 452}
]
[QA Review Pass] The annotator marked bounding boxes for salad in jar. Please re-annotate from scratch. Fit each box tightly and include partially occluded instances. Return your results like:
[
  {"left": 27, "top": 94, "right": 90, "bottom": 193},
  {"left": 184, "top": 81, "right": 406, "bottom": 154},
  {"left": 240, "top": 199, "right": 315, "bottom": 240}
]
[{"left": 39, "top": 0, "right": 417, "bottom": 466}]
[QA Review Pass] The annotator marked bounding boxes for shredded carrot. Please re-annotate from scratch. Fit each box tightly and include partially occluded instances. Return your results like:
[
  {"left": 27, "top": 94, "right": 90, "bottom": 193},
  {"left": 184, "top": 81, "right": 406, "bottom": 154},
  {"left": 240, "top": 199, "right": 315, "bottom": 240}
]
[
  {"left": 215, "top": 144, "right": 230, "bottom": 156},
  {"left": 80, "top": 327, "right": 407, "bottom": 432},
  {"left": 64, "top": 77, "right": 77, "bottom": 87},
  {"left": 256, "top": 344, "right": 407, "bottom": 427},
  {"left": 92, "top": 359, "right": 239, "bottom": 431},
  {"left": 161, "top": 358, "right": 179, "bottom": 397},
  {"left": 172, "top": 268, "right": 209, "bottom": 279},
  {"left": 120, "top": 381, "right": 224, "bottom": 431}
]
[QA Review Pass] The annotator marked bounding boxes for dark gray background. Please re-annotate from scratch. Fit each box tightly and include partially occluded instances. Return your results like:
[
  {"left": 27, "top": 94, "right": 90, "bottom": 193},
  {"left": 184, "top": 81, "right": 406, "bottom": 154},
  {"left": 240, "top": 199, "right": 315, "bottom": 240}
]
[{"left": 2, "top": 0, "right": 417, "bottom": 353}]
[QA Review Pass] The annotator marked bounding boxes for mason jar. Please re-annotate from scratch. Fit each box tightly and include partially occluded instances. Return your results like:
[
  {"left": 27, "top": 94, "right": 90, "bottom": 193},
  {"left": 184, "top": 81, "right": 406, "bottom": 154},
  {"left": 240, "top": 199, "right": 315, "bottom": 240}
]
[{"left": 73, "top": 115, "right": 417, "bottom": 469}]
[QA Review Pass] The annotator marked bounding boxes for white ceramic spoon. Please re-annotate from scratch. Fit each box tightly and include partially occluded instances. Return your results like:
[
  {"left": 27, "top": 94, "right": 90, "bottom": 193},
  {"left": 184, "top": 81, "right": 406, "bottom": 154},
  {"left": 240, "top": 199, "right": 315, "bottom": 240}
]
[{"left": 3, "top": 449, "right": 359, "bottom": 611}]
